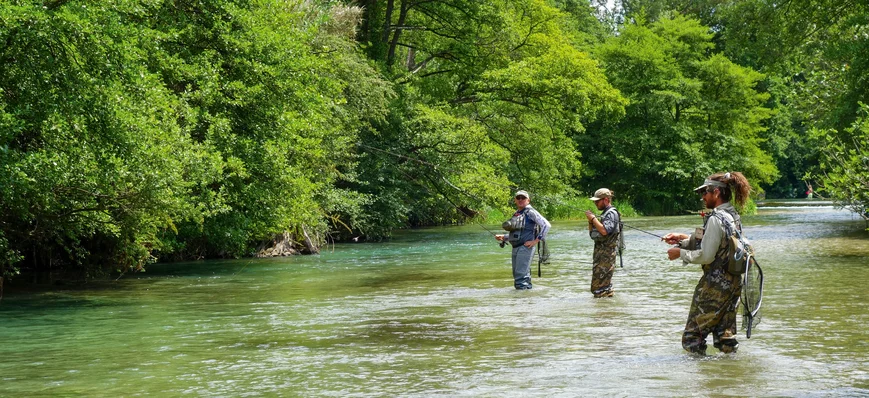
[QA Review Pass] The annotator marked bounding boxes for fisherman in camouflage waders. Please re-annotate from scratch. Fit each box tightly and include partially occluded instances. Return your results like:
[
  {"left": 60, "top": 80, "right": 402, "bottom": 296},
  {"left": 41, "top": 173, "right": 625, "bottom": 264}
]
[
  {"left": 585, "top": 188, "right": 621, "bottom": 298},
  {"left": 663, "top": 172, "right": 752, "bottom": 355}
]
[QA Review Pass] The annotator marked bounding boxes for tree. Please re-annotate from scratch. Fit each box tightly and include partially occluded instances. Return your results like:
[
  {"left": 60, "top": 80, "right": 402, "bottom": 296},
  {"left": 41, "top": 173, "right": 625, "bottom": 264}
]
[
  {"left": 0, "top": 0, "right": 393, "bottom": 279},
  {"left": 145, "top": 0, "right": 391, "bottom": 257},
  {"left": 0, "top": 1, "right": 223, "bottom": 278},
  {"left": 586, "top": 15, "right": 773, "bottom": 214},
  {"left": 620, "top": 0, "right": 869, "bottom": 199},
  {"left": 353, "top": 0, "right": 625, "bottom": 232},
  {"left": 814, "top": 103, "right": 869, "bottom": 226}
]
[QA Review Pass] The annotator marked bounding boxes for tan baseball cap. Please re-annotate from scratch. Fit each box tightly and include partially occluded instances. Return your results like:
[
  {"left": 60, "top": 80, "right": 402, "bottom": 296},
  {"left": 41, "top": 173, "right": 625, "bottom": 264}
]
[{"left": 590, "top": 188, "right": 613, "bottom": 201}]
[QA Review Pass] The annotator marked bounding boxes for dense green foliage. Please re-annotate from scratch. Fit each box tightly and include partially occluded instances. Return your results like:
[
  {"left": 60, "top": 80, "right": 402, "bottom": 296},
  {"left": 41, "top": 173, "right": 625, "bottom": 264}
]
[
  {"left": 0, "top": 0, "right": 391, "bottom": 279},
  {"left": 1, "top": 0, "right": 867, "bottom": 281},
  {"left": 351, "top": 0, "right": 626, "bottom": 236},
  {"left": 618, "top": 0, "right": 869, "bottom": 201},
  {"left": 813, "top": 104, "right": 869, "bottom": 227},
  {"left": 585, "top": 15, "right": 774, "bottom": 214}
]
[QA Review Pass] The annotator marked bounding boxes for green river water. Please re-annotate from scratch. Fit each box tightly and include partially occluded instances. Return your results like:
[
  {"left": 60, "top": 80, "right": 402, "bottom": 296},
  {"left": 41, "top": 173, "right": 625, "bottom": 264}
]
[{"left": 1, "top": 205, "right": 868, "bottom": 397}]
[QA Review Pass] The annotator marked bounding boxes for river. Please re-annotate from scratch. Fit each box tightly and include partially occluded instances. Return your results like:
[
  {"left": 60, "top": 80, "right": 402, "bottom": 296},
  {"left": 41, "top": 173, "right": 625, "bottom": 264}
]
[{"left": 1, "top": 205, "right": 868, "bottom": 397}]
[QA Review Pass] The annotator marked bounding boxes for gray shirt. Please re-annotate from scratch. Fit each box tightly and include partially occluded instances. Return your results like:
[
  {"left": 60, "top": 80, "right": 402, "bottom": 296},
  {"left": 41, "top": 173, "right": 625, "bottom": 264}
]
[
  {"left": 522, "top": 205, "right": 551, "bottom": 242},
  {"left": 590, "top": 206, "right": 620, "bottom": 241}
]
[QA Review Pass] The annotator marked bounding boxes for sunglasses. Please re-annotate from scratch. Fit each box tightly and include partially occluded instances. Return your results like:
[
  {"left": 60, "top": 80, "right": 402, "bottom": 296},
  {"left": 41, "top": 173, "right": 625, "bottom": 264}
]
[{"left": 515, "top": 196, "right": 528, "bottom": 200}]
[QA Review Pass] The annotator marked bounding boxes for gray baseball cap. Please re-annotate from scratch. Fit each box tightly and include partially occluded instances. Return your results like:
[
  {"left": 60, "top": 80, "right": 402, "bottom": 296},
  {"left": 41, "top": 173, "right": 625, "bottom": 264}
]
[{"left": 693, "top": 179, "right": 727, "bottom": 193}]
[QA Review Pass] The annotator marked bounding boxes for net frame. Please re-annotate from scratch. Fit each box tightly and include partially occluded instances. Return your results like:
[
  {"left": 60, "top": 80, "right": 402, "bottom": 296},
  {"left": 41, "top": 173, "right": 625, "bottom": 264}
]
[{"left": 740, "top": 255, "right": 764, "bottom": 338}]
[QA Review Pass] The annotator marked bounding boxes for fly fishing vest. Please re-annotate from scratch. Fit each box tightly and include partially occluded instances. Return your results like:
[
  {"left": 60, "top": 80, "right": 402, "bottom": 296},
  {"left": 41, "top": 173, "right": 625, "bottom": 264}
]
[
  {"left": 590, "top": 207, "right": 624, "bottom": 254},
  {"left": 681, "top": 207, "right": 750, "bottom": 275},
  {"left": 502, "top": 207, "right": 542, "bottom": 248},
  {"left": 713, "top": 210, "right": 752, "bottom": 276}
]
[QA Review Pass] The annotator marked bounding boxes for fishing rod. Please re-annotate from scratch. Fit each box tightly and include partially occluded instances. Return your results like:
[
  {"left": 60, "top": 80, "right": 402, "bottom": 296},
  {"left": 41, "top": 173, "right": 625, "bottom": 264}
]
[
  {"left": 477, "top": 222, "right": 501, "bottom": 238},
  {"left": 476, "top": 209, "right": 548, "bottom": 277},
  {"left": 532, "top": 192, "right": 668, "bottom": 241},
  {"left": 621, "top": 223, "right": 665, "bottom": 239}
]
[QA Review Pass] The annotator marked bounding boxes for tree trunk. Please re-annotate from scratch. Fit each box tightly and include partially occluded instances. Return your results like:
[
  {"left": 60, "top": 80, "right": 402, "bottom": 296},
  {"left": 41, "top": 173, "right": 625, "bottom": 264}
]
[
  {"left": 300, "top": 226, "right": 320, "bottom": 254},
  {"left": 382, "top": 0, "right": 395, "bottom": 44},
  {"left": 358, "top": 0, "right": 377, "bottom": 44},
  {"left": 387, "top": 0, "right": 410, "bottom": 68}
]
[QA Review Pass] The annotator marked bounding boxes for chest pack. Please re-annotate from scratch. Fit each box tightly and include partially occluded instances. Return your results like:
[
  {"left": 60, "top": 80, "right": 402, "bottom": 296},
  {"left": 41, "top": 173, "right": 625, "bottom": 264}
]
[
  {"left": 502, "top": 209, "right": 528, "bottom": 246},
  {"left": 712, "top": 211, "right": 752, "bottom": 275}
]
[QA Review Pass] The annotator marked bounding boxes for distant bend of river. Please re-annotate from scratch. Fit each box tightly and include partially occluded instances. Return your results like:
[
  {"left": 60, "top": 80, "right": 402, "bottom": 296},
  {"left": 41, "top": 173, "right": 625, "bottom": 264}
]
[{"left": 1, "top": 205, "right": 868, "bottom": 397}]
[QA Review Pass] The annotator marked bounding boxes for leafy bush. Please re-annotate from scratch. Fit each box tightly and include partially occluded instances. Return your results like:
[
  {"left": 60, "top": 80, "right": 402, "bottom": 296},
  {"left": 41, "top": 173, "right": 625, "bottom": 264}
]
[{"left": 814, "top": 103, "right": 869, "bottom": 226}]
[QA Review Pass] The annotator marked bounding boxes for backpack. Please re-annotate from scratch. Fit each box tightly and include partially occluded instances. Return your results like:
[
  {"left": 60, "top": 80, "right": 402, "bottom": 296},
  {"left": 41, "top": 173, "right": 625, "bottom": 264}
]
[{"left": 713, "top": 211, "right": 752, "bottom": 275}]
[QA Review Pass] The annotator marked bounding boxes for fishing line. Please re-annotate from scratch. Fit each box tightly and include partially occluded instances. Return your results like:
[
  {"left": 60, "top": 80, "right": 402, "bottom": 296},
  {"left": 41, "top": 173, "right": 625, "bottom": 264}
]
[
  {"left": 531, "top": 193, "right": 667, "bottom": 241},
  {"left": 229, "top": 258, "right": 254, "bottom": 281},
  {"left": 357, "top": 142, "right": 441, "bottom": 168},
  {"left": 357, "top": 142, "right": 639, "bottom": 261},
  {"left": 621, "top": 223, "right": 665, "bottom": 239},
  {"left": 360, "top": 143, "right": 664, "bottom": 248}
]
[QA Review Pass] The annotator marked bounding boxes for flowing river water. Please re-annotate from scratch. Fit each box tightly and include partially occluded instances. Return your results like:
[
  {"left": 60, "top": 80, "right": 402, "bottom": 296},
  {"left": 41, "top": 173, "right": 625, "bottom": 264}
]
[{"left": 2, "top": 204, "right": 868, "bottom": 397}]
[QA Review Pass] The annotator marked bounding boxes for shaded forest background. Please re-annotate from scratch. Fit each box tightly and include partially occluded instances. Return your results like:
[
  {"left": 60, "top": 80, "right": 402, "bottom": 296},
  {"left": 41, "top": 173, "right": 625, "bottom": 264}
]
[{"left": 1, "top": 0, "right": 867, "bottom": 281}]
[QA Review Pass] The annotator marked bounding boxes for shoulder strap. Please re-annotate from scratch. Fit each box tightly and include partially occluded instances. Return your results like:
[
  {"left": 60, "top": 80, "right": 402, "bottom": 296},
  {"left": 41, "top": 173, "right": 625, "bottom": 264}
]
[
  {"left": 712, "top": 210, "right": 739, "bottom": 238},
  {"left": 601, "top": 207, "right": 621, "bottom": 228}
]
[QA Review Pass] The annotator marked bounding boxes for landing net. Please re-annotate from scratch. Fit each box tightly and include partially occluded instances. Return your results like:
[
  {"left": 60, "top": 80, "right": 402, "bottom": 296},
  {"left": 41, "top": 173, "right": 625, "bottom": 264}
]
[{"left": 741, "top": 255, "right": 764, "bottom": 338}]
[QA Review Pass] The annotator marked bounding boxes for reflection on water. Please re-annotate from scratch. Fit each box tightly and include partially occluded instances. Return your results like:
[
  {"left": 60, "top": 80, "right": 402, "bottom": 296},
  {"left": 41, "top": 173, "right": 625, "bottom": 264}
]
[{"left": 1, "top": 207, "right": 868, "bottom": 396}]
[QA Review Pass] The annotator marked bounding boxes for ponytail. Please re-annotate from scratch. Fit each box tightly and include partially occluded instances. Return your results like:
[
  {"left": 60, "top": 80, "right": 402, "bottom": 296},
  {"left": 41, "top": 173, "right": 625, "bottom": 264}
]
[{"left": 708, "top": 171, "right": 751, "bottom": 207}]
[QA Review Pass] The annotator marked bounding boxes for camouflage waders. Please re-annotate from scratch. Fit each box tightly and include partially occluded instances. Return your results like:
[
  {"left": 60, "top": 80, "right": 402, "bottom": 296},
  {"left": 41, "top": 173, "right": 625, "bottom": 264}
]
[
  {"left": 591, "top": 238, "right": 617, "bottom": 297},
  {"left": 590, "top": 207, "right": 620, "bottom": 298},
  {"left": 682, "top": 210, "right": 743, "bottom": 354}
]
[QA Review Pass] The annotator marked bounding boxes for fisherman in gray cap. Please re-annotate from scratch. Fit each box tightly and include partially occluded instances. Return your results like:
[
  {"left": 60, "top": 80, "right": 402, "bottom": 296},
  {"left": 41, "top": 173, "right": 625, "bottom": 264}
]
[
  {"left": 662, "top": 172, "right": 751, "bottom": 355},
  {"left": 585, "top": 188, "right": 621, "bottom": 298},
  {"left": 496, "top": 190, "right": 550, "bottom": 289}
]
